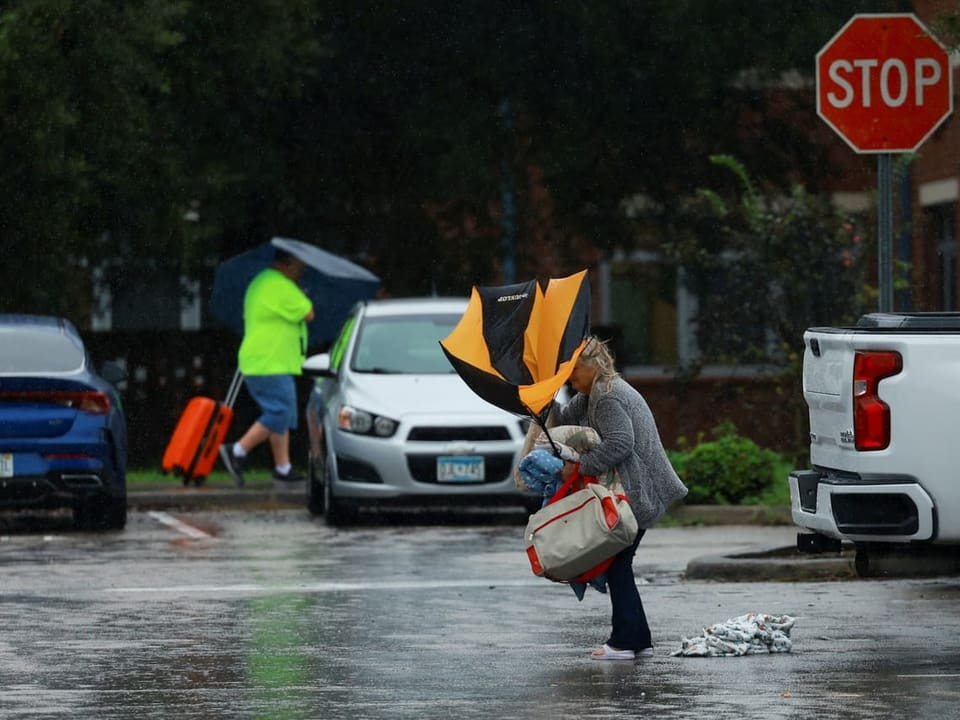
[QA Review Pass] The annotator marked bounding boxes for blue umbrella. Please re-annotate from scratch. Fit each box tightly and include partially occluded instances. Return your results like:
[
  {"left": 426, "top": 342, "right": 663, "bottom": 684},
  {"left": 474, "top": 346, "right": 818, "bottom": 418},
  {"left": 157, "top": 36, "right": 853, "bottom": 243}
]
[{"left": 209, "top": 237, "right": 380, "bottom": 350}]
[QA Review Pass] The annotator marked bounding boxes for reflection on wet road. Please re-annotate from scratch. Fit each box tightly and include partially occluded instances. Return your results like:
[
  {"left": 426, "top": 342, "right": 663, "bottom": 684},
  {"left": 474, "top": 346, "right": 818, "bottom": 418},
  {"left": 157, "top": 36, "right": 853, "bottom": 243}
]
[{"left": 0, "top": 509, "right": 959, "bottom": 719}]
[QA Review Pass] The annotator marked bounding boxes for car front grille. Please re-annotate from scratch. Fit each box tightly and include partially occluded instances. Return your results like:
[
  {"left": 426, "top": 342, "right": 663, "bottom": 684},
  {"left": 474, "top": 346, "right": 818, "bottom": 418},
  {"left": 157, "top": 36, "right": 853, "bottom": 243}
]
[
  {"left": 407, "top": 453, "right": 515, "bottom": 484},
  {"left": 406, "top": 426, "right": 512, "bottom": 442}
]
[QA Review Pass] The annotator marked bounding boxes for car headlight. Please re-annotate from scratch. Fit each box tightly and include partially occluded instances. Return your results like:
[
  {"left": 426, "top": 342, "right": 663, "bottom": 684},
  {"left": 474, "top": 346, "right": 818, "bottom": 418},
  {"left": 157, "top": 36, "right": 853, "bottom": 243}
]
[
  {"left": 336, "top": 405, "right": 398, "bottom": 437},
  {"left": 373, "top": 416, "right": 397, "bottom": 437}
]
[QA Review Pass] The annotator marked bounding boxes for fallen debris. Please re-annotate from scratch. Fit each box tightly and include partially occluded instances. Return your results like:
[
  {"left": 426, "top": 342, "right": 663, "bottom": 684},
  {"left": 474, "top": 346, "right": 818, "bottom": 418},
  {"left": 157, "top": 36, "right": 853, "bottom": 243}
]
[{"left": 671, "top": 612, "right": 796, "bottom": 657}]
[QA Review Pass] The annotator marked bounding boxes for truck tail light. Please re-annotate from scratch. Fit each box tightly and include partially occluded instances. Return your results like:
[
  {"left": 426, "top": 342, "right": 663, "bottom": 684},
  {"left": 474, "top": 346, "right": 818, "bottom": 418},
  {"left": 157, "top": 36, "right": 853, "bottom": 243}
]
[{"left": 853, "top": 351, "right": 902, "bottom": 451}]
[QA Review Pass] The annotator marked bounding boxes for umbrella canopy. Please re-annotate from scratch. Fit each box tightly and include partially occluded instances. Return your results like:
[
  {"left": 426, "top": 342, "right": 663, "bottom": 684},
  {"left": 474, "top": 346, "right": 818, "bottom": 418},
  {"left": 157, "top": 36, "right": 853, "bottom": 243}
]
[
  {"left": 440, "top": 270, "right": 590, "bottom": 422},
  {"left": 209, "top": 237, "right": 380, "bottom": 349}
]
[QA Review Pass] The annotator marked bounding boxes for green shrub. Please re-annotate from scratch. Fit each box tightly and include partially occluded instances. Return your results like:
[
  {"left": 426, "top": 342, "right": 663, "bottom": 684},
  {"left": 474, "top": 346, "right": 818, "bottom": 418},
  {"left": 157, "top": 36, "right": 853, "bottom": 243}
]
[{"left": 671, "top": 424, "right": 782, "bottom": 505}]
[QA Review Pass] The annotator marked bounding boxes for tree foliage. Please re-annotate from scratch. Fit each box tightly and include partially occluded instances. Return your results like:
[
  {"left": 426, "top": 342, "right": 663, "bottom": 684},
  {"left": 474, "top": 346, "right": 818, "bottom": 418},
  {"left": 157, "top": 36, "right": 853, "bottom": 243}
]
[
  {"left": 0, "top": 1, "right": 190, "bottom": 316},
  {"left": 672, "top": 154, "right": 867, "bottom": 367},
  {"left": 0, "top": 0, "right": 889, "bottom": 318},
  {"left": 666, "top": 154, "right": 869, "bottom": 456}
]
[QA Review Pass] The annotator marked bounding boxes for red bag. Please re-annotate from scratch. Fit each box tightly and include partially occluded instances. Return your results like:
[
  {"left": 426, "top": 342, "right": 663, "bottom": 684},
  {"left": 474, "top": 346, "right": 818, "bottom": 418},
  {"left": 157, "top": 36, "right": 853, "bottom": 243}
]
[
  {"left": 560, "top": 469, "right": 615, "bottom": 583},
  {"left": 525, "top": 466, "right": 631, "bottom": 583}
]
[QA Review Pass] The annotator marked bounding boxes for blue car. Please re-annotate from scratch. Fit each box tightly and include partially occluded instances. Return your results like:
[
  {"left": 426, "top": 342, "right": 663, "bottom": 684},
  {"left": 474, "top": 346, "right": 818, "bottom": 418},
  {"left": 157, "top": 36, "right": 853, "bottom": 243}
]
[{"left": 0, "top": 315, "right": 128, "bottom": 530}]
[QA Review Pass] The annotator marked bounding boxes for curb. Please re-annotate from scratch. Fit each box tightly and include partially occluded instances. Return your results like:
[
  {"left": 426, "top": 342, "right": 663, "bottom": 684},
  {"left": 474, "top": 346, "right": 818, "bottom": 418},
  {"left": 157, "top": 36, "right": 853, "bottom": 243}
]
[
  {"left": 684, "top": 543, "right": 857, "bottom": 582},
  {"left": 128, "top": 488, "right": 306, "bottom": 511}
]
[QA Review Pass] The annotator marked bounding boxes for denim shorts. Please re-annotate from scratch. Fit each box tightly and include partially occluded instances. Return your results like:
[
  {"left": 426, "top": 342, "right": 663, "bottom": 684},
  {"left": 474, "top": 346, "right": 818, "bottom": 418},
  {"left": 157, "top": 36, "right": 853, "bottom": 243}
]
[{"left": 244, "top": 374, "right": 298, "bottom": 434}]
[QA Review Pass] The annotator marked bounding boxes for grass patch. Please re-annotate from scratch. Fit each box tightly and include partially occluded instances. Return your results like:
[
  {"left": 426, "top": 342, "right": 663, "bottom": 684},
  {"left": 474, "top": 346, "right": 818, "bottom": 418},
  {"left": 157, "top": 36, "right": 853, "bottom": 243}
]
[{"left": 126, "top": 469, "right": 276, "bottom": 490}]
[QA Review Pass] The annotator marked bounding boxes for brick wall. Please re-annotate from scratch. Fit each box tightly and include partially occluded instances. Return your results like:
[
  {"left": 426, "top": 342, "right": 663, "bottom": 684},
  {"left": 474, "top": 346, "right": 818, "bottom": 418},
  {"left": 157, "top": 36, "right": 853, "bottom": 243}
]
[{"left": 626, "top": 372, "right": 801, "bottom": 456}]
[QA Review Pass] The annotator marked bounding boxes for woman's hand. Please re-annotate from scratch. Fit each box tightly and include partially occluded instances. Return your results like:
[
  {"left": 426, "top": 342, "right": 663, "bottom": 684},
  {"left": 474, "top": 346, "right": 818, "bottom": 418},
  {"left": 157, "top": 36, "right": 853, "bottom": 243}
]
[{"left": 514, "top": 469, "right": 527, "bottom": 490}]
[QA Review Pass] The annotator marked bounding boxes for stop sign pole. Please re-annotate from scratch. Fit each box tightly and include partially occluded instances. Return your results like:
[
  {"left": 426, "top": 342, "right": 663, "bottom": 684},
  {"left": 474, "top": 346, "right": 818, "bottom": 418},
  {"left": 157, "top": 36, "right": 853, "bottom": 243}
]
[{"left": 816, "top": 14, "right": 953, "bottom": 312}]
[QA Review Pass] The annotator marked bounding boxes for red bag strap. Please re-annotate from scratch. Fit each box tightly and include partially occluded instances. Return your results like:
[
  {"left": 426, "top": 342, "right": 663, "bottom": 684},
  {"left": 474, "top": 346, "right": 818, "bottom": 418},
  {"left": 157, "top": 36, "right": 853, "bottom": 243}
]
[{"left": 547, "top": 465, "right": 599, "bottom": 505}]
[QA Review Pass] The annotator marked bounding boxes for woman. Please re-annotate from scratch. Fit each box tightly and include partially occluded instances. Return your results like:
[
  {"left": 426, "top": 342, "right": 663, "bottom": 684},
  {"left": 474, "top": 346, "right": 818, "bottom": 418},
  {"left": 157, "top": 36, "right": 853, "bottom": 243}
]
[{"left": 553, "top": 337, "right": 687, "bottom": 661}]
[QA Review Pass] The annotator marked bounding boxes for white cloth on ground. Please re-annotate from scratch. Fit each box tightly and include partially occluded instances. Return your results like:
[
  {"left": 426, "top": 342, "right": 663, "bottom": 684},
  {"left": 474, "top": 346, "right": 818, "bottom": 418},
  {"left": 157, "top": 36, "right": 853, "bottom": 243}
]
[{"left": 670, "top": 612, "right": 795, "bottom": 657}]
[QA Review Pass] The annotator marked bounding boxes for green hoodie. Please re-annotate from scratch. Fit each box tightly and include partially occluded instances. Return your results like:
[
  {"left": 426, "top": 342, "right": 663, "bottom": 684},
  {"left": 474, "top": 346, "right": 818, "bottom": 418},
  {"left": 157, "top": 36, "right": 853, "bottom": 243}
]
[{"left": 238, "top": 268, "right": 312, "bottom": 375}]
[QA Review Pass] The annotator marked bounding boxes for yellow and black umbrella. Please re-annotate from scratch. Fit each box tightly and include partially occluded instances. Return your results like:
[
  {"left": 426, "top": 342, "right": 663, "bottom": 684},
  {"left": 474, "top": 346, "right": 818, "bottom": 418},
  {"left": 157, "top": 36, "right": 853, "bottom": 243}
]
[{"left": 440, "top": 270, "right": 590, "bottom": 425}]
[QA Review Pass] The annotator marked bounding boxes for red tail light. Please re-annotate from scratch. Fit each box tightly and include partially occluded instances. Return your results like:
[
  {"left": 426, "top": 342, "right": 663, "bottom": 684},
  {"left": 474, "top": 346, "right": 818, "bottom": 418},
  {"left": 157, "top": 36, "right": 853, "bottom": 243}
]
[
  {"left": 853, "top": 351, "right": 902, "bottom": 451},
  {"left": 0, "top": 391, "right": 111, "bottom": 414}
]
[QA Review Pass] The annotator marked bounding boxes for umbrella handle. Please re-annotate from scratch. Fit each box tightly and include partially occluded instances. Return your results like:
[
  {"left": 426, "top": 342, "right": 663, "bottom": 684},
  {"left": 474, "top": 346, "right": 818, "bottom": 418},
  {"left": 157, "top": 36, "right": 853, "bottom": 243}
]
[{"left": 533, "top": 408, "right": 562, "bottom": 457}]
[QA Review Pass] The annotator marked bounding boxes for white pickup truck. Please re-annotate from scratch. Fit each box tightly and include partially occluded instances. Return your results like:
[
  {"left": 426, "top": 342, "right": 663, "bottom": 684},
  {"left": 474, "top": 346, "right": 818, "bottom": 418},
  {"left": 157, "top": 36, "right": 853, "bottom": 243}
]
[{"left": 790, "top": 312, "right": 960, "bottom": 575}]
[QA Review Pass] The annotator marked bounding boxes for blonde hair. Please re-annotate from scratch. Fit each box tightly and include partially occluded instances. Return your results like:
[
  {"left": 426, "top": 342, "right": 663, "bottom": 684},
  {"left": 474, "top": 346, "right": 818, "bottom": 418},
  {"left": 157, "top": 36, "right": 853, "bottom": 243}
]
[{"left": 578, "top": 336, "right": 618, "bottom": 383}]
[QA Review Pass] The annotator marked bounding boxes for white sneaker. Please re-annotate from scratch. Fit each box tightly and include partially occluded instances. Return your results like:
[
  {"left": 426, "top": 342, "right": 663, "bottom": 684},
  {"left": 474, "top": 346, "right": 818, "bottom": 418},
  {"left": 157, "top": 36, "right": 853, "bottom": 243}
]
[{"left": 591, "top": 644, "right": 636, "bottom": 661}]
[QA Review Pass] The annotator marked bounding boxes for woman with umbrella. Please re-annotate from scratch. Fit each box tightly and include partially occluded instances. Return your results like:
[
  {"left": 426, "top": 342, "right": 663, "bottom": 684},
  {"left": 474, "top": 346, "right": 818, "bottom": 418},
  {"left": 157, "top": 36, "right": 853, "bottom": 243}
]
[
  {"left": 441, "top": 271, "right": 685, "bottom": 659},
  {"left": 553, "top": 337, "right": 688, "bottom": 661}
]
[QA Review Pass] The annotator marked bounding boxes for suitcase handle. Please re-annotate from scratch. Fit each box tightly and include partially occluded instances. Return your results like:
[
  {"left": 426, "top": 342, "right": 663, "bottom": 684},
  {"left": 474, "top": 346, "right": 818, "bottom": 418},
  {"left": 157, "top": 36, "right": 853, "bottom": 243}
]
[{"left": 224, "top": 368, "right": 243, "bottom": 408}]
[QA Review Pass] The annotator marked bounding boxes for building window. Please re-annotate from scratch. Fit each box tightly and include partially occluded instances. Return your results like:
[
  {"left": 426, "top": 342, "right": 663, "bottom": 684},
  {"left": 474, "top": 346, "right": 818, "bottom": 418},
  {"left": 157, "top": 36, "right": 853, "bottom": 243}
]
[
  {"left": 599, "top": 251, "right": 779, "bottom": 370},
  {"left": 599, "top": 252, "right": 678, "bottom": 366},
  {"left": 91, "top": 261, "right": 202, "bottom": 331}
]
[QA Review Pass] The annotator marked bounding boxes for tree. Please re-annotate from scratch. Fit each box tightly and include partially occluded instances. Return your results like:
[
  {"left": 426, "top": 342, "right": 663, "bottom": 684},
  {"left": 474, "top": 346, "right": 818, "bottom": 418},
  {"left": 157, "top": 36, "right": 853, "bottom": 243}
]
[
  {"left": 0, "top": 0, "right": 329, "bottom": 318},
  {"left": 0, "top": 1, "right": 191, "bottom": 318},
  {"left": 667, "top": 154, "right": 868, "bottom": 454},
  {"left": 335, "top": 0, "right": 887, "bottom": 287},
  {"left": 0, "top": 0, "right": 890, "bottom": 315}
]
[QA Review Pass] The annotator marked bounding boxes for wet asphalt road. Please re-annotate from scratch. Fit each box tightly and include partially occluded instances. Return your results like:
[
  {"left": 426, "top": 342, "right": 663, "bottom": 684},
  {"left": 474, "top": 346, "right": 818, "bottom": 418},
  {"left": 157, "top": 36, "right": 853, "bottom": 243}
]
[{"left": 1, "top": 509, "right": 959, "bottom": 719}]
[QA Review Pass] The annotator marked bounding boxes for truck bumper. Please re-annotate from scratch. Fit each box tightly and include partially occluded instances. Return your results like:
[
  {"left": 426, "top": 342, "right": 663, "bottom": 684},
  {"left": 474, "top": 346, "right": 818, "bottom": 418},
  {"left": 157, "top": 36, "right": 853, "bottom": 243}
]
[{"left": 789, "top": 469, "right": 935, "bottom": 543}]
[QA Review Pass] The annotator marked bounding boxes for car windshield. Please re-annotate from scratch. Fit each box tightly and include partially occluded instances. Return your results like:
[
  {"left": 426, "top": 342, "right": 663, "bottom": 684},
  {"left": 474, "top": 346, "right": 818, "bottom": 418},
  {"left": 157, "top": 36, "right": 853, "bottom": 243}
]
[
  {"left": 352, "top": 313, "right": 459, "bottom": 374},
  {"left": 0, "top": 329, "right": 85, "bottom": 374}
]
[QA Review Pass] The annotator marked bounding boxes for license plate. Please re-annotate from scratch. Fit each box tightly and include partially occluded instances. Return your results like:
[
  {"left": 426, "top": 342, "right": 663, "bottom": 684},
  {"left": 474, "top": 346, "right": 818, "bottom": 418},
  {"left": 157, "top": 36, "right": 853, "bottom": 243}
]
[
  {"left": 437, "top": 456, "right": 484, "bottom": 483},
  {"left": 0, "top": 453, "right": 12, "bottom": 478}
]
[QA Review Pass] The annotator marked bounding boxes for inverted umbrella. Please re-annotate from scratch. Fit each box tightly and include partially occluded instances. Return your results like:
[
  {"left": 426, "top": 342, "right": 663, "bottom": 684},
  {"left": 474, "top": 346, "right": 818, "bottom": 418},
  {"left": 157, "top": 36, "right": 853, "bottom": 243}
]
[
  {"left": 209, "top": 237, "right": 380, "bottom": 349},
  {"left": 439, "top": 270, "right": 590, "bottom": 429}
]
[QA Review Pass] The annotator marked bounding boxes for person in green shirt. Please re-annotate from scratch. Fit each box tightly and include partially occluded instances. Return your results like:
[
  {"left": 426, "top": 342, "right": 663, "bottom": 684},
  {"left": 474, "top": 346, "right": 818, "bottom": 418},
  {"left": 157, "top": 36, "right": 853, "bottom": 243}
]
[{"left": 220, "top": 249, "right": 315, "bottom": 487}]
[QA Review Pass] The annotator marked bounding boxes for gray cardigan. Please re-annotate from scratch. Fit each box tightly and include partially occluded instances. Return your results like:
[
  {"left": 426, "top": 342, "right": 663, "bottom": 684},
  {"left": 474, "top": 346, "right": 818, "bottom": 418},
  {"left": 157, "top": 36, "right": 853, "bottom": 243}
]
[{"left": 554, "top": 376, "right": 687, "bottom": 528}]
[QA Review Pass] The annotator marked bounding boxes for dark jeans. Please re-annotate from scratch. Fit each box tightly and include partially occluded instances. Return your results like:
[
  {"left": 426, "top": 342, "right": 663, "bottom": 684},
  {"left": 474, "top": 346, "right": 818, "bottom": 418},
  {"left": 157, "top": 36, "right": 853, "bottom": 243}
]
[{"left": 605, "top": 528, "right": 651, "bottom": 652}]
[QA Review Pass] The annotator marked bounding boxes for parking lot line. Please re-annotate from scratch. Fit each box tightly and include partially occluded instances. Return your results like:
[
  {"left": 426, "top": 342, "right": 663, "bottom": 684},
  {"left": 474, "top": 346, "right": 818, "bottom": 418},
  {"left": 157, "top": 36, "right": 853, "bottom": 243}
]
[{"left": 147, "top": 510, "right": 212, "bottom": 540}]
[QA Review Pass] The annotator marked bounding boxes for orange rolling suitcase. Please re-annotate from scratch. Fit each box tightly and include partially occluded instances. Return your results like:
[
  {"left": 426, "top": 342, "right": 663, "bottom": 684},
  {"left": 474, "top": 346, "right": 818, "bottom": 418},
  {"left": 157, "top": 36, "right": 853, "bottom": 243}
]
[{"left": 162, "top": 370, "right": 242, "bottom": 486}]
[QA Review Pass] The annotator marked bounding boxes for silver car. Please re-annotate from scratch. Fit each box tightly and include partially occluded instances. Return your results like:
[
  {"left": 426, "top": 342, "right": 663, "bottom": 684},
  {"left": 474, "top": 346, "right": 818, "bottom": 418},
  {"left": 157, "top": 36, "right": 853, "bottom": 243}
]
[{"left": 303, "top": 297, "right": 546, "bottom": 524}]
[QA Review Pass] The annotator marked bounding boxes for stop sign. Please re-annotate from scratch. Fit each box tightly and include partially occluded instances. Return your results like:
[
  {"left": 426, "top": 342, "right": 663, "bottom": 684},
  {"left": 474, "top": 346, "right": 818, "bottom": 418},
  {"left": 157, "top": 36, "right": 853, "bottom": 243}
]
[{"left": 817, "top": 14, "right": 953, "bottom": 153}]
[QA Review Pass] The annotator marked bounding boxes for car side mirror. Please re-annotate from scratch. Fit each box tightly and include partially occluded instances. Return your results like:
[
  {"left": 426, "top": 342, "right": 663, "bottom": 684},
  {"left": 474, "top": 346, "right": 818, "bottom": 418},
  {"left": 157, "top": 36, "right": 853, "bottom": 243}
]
[
  {"left": 100, "top": 361, "right": 128, "bottom": 385},
  {"left": 303, "top": 353, "right": 334, "bottom": 377}
]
